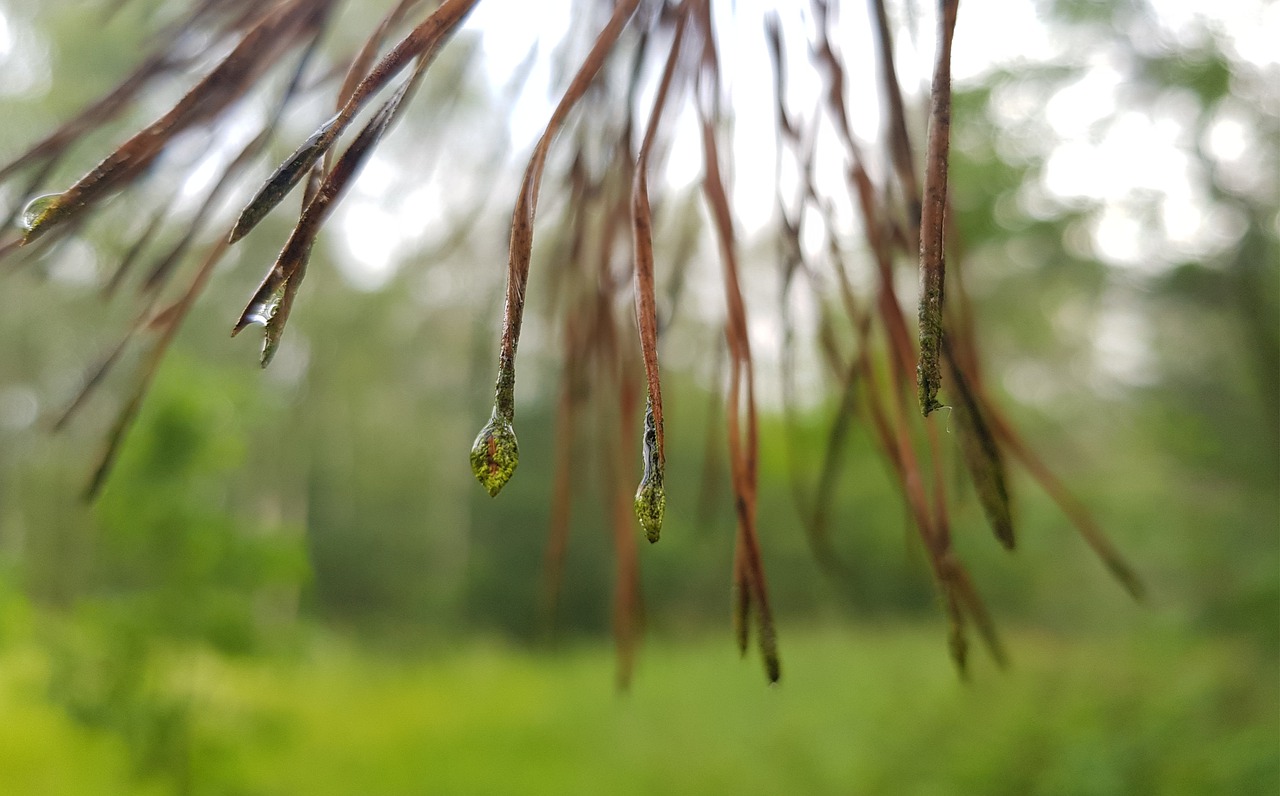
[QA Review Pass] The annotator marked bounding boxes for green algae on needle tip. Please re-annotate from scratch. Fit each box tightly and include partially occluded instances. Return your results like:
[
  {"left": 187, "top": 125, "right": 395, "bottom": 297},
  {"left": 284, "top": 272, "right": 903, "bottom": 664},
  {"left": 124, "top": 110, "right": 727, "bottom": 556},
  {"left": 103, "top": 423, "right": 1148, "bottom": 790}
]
[
  {"left": 634, "top": 476, "right": 665, "bottom": 544},
  {"left": 470, "top": 410, "right": 518, "bottom": 497},
  {"left": 633, "top": 398, "right": 664, "bottom": 542}
]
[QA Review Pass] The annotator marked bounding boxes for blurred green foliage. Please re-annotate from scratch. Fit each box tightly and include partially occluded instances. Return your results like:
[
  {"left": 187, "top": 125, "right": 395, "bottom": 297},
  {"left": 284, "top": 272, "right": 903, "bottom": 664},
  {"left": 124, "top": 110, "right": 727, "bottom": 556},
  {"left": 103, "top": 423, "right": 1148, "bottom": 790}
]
[{"left": 0, "top": 625, "right": 1276, "bottom": 795}]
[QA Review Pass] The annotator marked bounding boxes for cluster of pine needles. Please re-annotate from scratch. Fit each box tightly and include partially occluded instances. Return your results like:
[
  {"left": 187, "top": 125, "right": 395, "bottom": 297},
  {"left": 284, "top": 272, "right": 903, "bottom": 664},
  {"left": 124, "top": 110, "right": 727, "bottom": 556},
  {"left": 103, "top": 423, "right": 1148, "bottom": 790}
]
[{"left": 0, "top": 0, "right": 1142, "bottom": 686}]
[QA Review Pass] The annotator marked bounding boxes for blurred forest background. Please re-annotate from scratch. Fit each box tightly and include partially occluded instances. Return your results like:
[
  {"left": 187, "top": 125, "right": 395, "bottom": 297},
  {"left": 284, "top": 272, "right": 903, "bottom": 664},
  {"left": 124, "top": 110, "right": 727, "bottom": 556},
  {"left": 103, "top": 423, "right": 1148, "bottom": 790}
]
[{"left": 0, "top": 0, "right": 1275, "bottom": 793}]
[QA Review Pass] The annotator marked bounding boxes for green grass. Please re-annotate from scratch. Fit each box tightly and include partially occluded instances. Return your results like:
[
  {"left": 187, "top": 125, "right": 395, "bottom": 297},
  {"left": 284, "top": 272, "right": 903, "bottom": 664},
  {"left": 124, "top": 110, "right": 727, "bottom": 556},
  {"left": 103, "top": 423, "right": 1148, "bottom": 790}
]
[{"left": 0, "top": 624, "right": 1275, "bottom": 795}]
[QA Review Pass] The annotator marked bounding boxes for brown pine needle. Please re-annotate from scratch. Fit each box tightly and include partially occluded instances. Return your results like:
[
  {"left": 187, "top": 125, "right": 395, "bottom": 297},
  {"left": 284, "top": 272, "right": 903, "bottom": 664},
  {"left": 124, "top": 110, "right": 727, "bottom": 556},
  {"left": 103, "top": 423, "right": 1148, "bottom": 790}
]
[
  {"left": 916, "top": 0, "right": 959, "bottom": 416},
  {"left": 471, "top": 0, "right": 640, "bottom": 498}
]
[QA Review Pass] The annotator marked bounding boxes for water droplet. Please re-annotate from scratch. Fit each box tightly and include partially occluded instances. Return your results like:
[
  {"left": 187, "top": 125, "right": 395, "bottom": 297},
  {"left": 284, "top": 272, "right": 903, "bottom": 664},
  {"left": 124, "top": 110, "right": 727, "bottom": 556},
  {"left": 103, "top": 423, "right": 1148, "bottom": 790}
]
[
  {"left": 19, "top": 193, "right": 62, "bottom": 233},
  {"left": 470, "top": 409, "right": 519, "bottom": 497},
  {"left": 242, "top": 305, "right": 272, "bottom": 328},
  {"left": 240, "top": 289, "right": 283, "bottom": 329},
  {"left": 634, "top": 477, "right": 665, "bottom": 544}
]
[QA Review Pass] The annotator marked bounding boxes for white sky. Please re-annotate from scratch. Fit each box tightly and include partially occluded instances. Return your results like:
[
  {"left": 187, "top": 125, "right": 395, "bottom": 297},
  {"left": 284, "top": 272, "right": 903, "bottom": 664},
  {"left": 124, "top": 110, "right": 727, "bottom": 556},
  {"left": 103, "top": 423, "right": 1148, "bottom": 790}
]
[{"left": 335, "top": 0, "right": 1277, "bottom": 289}]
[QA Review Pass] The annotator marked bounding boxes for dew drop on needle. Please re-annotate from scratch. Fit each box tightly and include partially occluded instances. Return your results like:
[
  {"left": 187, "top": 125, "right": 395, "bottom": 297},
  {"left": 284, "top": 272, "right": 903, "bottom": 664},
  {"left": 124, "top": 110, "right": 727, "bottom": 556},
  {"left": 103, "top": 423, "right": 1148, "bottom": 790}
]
[{"left": 19, "top": 193, "right": 61, "bottom": 232}]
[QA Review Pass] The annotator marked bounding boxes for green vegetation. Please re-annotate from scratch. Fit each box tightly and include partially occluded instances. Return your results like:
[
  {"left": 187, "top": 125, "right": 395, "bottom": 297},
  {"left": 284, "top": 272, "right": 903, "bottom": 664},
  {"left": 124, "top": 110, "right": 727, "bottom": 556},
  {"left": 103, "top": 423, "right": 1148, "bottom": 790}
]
[{"left": 0, "top": 623, "right": 1274, "bottom": 795}]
